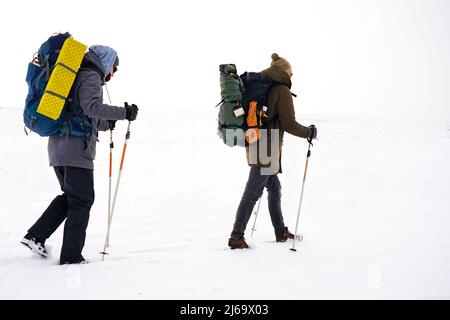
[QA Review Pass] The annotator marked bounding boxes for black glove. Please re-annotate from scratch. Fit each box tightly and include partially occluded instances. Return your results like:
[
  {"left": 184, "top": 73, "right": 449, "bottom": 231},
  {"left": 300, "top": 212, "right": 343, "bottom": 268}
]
[
  {"left": 107, "top": 120, "right": 116, "bottom": 130},
  {"left": 307, "top": 125, "right": 317, "bottom": 143},
  {"left": 125, "top": 102, "right": 139, "bottom": 121}
]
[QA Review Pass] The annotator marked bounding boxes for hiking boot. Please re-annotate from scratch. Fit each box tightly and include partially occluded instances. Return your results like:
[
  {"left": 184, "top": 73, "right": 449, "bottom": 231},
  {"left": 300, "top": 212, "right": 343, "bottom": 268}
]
[
  {"left": 228, "top": 237, "right": 250, "bottom": 249},
  {"left": 20, "top": 233, "right": 48, "bottom": 257},
  {"left": 60, "top": 255, "right": 87, "bottom": 265},
  {"left": 276, "top": 227, "right": 295, "bottom": 242}
]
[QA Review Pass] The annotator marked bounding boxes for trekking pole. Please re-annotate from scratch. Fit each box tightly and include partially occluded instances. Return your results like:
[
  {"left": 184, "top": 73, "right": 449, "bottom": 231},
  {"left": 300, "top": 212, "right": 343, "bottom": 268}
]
[
  {"left": 250, "top": 196, "right": 262, "bottom": 236},
  {"left": 106, "top": 130, "right": 113, "bottom": 248},
  {"left": 101, "top": 121, "right": 131, "bottom": 261},
  {"left": 104, "top": 84, "right": 114, "bottom": 248},
  {"left": 290, "top": 142, "right": 312, "bottom": 252}
]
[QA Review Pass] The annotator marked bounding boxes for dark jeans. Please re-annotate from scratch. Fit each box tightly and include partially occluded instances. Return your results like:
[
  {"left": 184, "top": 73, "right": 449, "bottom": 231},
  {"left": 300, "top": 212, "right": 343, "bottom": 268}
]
[
  {"left": 231, "top": 166, "right": 285, "bottom": 239},
  {"left": 28, "top": 166, "right": 94, "bottom": 263}
]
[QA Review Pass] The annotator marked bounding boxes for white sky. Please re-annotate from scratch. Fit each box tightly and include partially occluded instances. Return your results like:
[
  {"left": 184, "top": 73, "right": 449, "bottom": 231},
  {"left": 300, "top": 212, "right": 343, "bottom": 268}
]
[{"left": 0, "top": 0, "right": 449, "bottom": 117}]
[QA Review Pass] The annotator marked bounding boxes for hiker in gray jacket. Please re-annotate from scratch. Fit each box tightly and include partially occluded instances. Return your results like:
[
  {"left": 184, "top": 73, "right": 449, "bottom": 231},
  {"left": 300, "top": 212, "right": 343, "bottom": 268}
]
[{"left": 21, "top": 45, "right": 139, "bottom": 264}]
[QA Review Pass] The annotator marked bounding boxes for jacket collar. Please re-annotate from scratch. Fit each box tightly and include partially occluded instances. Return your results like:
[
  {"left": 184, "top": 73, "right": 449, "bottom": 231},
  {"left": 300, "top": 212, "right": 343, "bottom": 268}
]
[{"left": 261, "top": 66, "right": 292, "bottom": 89}]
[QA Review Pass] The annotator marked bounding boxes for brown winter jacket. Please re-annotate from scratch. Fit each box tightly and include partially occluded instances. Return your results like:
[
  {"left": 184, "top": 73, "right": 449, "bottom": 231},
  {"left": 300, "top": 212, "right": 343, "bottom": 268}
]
[{"left": 246, "top": 65, "right": 310, "bottom": 174}]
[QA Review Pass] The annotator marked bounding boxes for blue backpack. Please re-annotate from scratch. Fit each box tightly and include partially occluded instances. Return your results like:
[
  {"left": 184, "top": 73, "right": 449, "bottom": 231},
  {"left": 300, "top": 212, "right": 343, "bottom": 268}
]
[{"left": 23, "top": 32, "right": 91, "bottom": 137}]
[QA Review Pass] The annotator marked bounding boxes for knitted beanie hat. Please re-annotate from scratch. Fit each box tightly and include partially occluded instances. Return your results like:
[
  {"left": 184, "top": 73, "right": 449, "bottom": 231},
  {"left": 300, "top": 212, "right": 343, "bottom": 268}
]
[{"left": 270, "top": 53, "right": 291, "bottom": 72}]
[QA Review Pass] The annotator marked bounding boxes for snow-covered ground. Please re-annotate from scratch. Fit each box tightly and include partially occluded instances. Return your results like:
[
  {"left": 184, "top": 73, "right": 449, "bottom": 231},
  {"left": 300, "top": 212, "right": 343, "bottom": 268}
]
[{"left": 0, "top": 106, "right": 449, "bottom": 299}]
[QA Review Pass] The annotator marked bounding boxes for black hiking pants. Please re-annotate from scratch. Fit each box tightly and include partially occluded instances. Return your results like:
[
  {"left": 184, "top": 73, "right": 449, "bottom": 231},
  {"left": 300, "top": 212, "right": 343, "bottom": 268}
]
[
  {"left": 28, "top": 166, "right": 94, "bottom": 263},
  {"left": 230, "top": 166, "right": 285, "bottom": 239}
]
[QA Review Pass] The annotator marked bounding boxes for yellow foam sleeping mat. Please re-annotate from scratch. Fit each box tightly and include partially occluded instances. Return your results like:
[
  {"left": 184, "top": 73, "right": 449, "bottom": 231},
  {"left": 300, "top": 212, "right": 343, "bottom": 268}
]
[{"left": 36, "top": 37, "right": 87, "bottom": 120}]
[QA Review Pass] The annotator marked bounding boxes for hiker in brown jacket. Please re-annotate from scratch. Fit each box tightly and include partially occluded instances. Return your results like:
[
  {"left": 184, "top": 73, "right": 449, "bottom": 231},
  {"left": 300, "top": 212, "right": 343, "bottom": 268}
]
[{"left": 229, "top": 53, "right": 317, "bottom": 249}]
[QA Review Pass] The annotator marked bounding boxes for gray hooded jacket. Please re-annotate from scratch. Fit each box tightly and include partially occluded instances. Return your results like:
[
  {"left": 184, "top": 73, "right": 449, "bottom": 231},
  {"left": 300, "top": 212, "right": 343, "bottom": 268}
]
[{"left": 48, "top": 49, "right": 126, "bottom": 170}]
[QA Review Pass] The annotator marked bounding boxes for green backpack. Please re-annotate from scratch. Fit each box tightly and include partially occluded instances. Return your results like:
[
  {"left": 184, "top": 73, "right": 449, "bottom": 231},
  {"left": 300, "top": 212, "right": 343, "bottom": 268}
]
[{"left": 216, "top": 64, "right": 245, "bottom": 147}]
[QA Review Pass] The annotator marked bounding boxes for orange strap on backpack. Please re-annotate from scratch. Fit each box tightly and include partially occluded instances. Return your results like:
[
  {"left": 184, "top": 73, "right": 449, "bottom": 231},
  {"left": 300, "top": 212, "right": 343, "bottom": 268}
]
[{"left": 245, "top": 101, "right": 260, "bottom": 144}]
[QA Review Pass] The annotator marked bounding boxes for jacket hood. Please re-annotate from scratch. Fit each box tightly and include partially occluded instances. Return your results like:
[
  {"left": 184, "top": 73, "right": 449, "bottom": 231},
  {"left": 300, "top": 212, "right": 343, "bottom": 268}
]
[
  {"left": 88, "top": 45, "right": 118, "bottom": 76},
  {"left": 81, "top": 51, "right": 105, "bottom": 79},
  {"left": 261, "top": 66, "right": 292, "bottom": 89}
]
